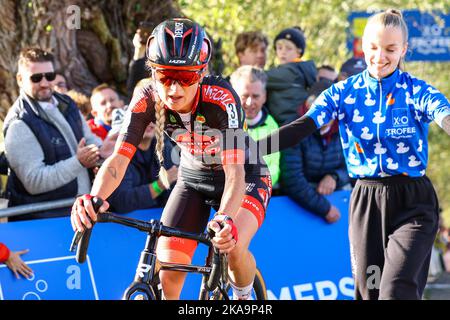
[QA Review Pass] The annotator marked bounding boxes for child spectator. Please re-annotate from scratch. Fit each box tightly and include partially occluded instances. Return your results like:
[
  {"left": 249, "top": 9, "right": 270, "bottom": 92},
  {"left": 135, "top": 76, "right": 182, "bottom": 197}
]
[{"left": 266, "top": 27, "right": 317, "bottom": 125}]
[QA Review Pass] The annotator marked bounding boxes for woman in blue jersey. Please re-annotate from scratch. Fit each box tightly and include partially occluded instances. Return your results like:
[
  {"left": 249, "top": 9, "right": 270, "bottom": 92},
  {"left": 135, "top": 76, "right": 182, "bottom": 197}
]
[{"left": 261, "top": 9, "right": 450, "bottom": 299}]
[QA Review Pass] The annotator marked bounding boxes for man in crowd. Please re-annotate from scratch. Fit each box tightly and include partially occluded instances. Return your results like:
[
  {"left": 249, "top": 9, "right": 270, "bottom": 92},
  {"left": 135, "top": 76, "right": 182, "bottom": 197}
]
[
  {"left": 88, "top": 83, "right": 125, "bottom": 140},
  {"left": 230, "top": 65, "right": 280, "bottom": 186},
  {"left": 3, "top": 47, "right": 104, "bottom": 220},
  {"left": 234, "top": 31, "right": 269, "bottom": 69}
]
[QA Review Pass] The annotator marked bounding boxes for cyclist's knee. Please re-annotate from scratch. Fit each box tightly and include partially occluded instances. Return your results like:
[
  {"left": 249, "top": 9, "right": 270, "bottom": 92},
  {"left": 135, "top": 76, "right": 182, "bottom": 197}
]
[
  {"left": 160, "top": 271, "right": 185, "bottom": 300},
  {"left": 228, "top": 245, "right": 254, "bottom": 269}
]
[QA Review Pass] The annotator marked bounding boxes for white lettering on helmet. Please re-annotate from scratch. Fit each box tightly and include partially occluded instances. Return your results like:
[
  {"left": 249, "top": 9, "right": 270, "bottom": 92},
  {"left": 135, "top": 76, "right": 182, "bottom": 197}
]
[
  {"left": 174, "top": 22, "right": 184, "bottom": 38},
  {"left": 169, "top": 59, "right": 186, "bottom": 64}
]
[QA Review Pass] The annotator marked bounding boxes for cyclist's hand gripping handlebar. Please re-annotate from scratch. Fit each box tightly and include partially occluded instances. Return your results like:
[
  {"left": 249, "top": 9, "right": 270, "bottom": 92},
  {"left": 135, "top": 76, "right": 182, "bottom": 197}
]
[{"left": 69, "top": 196, "right": 103, "bottom": 263}]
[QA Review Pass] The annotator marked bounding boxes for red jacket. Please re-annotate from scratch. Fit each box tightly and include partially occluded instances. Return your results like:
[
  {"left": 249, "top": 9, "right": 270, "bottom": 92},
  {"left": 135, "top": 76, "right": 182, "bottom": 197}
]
[
  {"left": 0, "top": 243, "right": 10, "bottom": 263},
  {"left": 87, "top": 119, "right": 110, "bottom": 140}
]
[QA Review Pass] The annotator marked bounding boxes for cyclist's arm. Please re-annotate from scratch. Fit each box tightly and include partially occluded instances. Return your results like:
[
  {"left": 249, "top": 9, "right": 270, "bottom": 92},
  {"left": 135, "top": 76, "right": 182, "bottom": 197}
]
[
  {"left": 92, "top": 86, "right": 156, "bottom": 199},
  {"left": 90, "top": 152, "right": 131, "bottom": 200},
  {"left": 218, "top": 162, "right": 246, "bottom": 220}
]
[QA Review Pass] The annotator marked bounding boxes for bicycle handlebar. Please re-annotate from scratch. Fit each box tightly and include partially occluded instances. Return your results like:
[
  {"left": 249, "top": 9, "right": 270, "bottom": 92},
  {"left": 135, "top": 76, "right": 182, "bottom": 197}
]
[
  {"left": 69, "top": 205, "right": 225, "bottom": 292},
  {"left": 69, "top": 197, "right": 103, "bottom": 263},
  {"left": 70, "top": 207, "right": 212, "bottom": 262}
]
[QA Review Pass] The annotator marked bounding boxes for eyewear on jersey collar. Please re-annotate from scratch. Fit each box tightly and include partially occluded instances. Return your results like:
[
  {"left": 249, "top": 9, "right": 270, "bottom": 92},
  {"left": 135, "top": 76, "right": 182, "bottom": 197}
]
[
  {"left": 153, "top": 69, "right": 203, "bottom": 87},
  {"left": 30, "top": 72, "right": 56, "bottom": 83}
]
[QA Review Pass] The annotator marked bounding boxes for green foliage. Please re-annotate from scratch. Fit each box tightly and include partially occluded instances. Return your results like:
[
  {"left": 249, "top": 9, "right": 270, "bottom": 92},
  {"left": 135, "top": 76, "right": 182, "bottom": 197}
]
[{"left": 180, "top": 0, "right": 450, "bottom": 224}]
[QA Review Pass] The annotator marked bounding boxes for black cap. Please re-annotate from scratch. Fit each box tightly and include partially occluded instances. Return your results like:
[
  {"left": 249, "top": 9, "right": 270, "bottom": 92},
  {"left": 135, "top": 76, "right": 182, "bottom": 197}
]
[
  {"left": 274, "top": 27, "right": 306, "bottom": 54},
  {"left": 340, "top": 57, "right": 367, "bottom": 77}
]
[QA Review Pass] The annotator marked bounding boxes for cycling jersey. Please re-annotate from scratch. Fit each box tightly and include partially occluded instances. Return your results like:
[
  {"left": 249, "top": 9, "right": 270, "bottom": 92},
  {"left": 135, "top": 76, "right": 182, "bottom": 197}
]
[
  {"left": 117, "top": 75, "right": 267, "bottom": 175},
  {"left": 116, "top": 75, "right": 271, "bottom": 258},
  {"left": 306, "top": 69, "right": 450, "bottom": 178}
]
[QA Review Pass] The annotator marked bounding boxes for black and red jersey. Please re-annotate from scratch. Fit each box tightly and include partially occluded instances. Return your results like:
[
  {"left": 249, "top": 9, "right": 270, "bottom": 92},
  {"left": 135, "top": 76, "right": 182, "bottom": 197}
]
[{"left": 117, "top": 76, "right": 267, "bottom": 174}]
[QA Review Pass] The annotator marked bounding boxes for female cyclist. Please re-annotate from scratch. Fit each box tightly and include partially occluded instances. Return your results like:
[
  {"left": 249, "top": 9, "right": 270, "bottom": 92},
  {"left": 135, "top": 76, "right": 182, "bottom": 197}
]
[
  {"left": 71, "top": 18, "right": 272, "bottom": 300},
  {"left": 260, "top": 9, "right": 450, "bottom": 299}
]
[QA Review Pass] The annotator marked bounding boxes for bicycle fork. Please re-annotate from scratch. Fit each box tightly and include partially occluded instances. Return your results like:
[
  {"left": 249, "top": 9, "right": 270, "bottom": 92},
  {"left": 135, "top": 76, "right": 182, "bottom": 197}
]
[{"left": 123, "top": 232, "right": 160, "bottom": 300}]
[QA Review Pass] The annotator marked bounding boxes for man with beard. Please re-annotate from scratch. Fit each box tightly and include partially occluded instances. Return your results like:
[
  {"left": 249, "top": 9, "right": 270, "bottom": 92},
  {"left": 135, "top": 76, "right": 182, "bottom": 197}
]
[{"left": 3, "top": 47, "right": 103, "bottom": 220}]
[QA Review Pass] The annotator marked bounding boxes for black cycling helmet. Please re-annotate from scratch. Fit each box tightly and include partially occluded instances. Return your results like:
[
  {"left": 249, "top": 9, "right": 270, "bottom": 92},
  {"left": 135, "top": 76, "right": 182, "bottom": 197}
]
[{"left": 146, "top": 18, "right": 211, "bottom": 70}]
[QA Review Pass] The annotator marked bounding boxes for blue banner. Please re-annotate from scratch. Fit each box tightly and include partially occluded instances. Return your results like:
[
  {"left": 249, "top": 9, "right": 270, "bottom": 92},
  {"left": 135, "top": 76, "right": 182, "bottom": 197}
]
[
  {"left": 0, "top": 191, "right": 353, "bottom": 300},
  {"left": 347, "top": 10, "right": 450, "bottom": 61}
]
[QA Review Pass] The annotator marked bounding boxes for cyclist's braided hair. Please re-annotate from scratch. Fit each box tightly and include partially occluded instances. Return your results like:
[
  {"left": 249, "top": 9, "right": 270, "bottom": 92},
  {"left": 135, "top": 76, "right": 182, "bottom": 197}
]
[{"left": 154, "top": 102, "right": 170, "bottom": 189}]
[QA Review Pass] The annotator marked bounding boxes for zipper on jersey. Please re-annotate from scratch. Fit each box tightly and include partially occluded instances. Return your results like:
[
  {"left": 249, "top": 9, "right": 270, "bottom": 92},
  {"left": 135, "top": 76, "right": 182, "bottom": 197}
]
[{"left": 377, "top": 80, "right": 385, "bottom": 174}]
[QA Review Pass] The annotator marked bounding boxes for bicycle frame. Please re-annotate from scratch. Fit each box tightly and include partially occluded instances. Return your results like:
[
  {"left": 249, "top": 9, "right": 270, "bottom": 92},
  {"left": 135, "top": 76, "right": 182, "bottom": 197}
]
[{"left": 73, "top": 212, "right": 229, "bottom": 300}]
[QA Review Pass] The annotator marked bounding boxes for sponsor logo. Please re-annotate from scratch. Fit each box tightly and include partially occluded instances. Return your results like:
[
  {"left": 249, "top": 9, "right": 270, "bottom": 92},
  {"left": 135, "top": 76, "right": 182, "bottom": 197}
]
[
  {"left": 136, "top": 262, "right": 152, "bottom": 278},
  {"left": 202, "top": 85, "right": 235, "bottom": 110},
  {"left": 392, "top": 108, "right": 410, "bottom": 127},
  {"left": 169, "top": 59, "right": 186, "bottom": 64},
  {"left": 169, "top": 114, "right": 177, "bottom": 123},
  {"left": 246, "top": 183, "right": 256, "bottom": 192},
  {"left": 188, "top": 35, "right": 198, "bottom": 59},
  {"left": 196, "top": 114, "right": 206, "bottom": 123},
  {"left": 385, "top": 126, "right": 417, "bottom": 138},
  {"left": 174, "top": 22, "right": 184, "bottom": 38}
]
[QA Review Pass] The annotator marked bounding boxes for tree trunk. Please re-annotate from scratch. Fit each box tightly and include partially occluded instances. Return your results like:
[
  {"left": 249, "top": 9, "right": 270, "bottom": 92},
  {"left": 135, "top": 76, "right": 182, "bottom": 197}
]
[{"left": 0, "top": 0, "right": 182, "bottom": 120}]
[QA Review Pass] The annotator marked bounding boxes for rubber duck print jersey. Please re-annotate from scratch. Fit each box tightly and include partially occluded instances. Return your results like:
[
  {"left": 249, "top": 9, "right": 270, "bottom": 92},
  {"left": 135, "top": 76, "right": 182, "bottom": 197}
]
[{"left": 305, "top": 69, "right": 450, "bottom": 178}]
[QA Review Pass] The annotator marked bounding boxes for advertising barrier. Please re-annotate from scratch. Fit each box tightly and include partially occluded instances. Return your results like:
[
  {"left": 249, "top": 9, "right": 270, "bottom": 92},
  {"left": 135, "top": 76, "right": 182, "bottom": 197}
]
[{"left": 0, "top": 191, "right": 353, "bottom": 300}]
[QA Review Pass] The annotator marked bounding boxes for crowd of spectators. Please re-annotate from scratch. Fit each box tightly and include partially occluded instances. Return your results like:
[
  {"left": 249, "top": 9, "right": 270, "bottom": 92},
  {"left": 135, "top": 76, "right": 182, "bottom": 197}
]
[{"left": 0, "top": 21, "right": 377, "bottom": 277}]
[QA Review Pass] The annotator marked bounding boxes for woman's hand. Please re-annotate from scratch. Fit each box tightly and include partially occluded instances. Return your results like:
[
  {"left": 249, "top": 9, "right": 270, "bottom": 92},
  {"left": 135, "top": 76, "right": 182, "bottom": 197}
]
[{"left": 70, "top": 195, "right": 109, "bottom": 232}]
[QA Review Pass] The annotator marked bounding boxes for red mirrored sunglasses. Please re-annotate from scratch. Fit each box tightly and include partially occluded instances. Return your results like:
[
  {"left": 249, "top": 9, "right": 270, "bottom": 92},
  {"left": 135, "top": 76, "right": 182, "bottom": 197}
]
[{"left": 153, "top": 69, "right": 203, "bottom": 87}]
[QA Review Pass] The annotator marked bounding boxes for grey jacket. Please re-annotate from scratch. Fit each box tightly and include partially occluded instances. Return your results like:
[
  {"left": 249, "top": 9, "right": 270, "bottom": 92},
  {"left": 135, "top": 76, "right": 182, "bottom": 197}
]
[{"left": 4, "top": 92, "right": 102, "bottom": 196}]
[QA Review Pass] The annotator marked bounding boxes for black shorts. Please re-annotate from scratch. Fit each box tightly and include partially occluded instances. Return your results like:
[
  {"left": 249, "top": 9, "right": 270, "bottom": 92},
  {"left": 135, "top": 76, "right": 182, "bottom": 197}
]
[{"left": 158, "top": 167, "right": 272, "bottom": 257}]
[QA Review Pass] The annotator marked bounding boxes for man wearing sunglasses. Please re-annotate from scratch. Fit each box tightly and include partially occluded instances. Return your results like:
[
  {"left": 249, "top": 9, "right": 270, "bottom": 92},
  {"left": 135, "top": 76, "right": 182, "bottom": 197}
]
[
  {"left": 3, "top": 47, "right": 103, "bottom": 220},
  {"left": 71, "top": 18, "right": 272, "bottom": 300}
]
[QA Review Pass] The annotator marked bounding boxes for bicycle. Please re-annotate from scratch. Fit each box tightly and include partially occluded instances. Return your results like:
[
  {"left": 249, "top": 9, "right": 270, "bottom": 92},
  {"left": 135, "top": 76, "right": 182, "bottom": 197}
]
[{"left": 69, "top": 197, "right": 268, "bottom": 300}]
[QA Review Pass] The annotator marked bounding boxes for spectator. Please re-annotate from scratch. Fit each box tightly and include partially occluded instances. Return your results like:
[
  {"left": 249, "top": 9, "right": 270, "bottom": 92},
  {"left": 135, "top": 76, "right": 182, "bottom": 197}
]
[
  {"left": 337, "top": 56, "right": 367, "bottom": 81},
  {"left": 280, "top": 80, "right": 351, "bottom": 223},
  {"left": 52, "top": 72, "right": 69, "bottom": 94},
  {"left": 107, "top": 108, "right": 178, "bottom": 213},
  {"left": 88, "top": 83, "right": 125, "bottom": 140},
  {"left": 234, "top": 31, "right": 268, "bottom": 69},
  {"left": 3, "top": 47, "right": 103, "bottom": 220},
  {"left": 67, "top": 89, "right": 92, "bottom": 120},
  {"left": 230, "top": 65, "right": 280, "bottom": 186},
  {"left": 317, "top": 65, "right": 337, "bottom": 83},
  {"left": 266, "top": 27, "right": 317, "bottom": 125},
  {"left": 0, "top": 243, "right": 33, "bottom": 279},
  {"left": 126, "top": 21, "right": 152, "bottom": 100}
]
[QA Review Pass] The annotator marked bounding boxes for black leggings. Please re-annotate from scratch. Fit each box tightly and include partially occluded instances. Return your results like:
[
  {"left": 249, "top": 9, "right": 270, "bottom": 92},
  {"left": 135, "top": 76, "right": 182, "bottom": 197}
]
[{"left": 349, "top": 175, "right": 439, "bottom": 300}]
